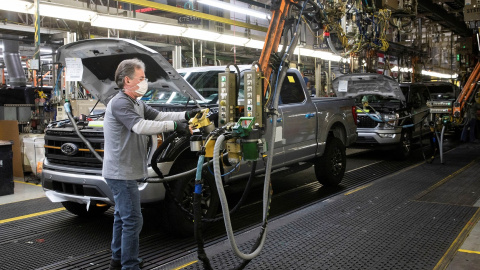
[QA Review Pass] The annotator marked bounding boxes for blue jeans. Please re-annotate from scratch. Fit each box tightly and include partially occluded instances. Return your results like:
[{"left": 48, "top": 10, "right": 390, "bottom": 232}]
[{"left": 105, "top": 178, "right": 143, "bottom": 270}]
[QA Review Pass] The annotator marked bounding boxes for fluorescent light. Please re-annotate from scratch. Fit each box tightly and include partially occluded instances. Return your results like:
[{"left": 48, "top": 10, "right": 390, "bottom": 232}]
[
  {"left": 422, "top": 70, "right": 457, "bottom": 79},
  {"left": 0, "top": 0, "right": 32, "bottom": 13},
  {"left": 245, "top": 39, "right": 264, "bottom": 49},
  {"left": 41, "top": 4, "right": 96, "bottom": 22},
  {"left": 182, "top": 28, "right": 222, "bottom": 40},
  {"left": 91, "top": 15, "right": 146, "bottom": 31},
  {"left": 217, "top": 35, "right": 249, "bottom": 46},
  {"left": 198, "top": 0, "right": 269, "bottom": 20},
  {"left": 142, "top": 23, "right": 186, "bottom": 36},
  {"left": 0, "top": 0, "right": 95, "bottom": 22}
]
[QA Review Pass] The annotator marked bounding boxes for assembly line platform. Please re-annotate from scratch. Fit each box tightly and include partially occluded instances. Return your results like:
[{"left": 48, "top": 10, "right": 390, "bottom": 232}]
[
  {"left": 1, "top": 143, "right": 480, "bottom": 270},
  {"left": 164, "top": 144, "right": 480, "bottom": 270}
]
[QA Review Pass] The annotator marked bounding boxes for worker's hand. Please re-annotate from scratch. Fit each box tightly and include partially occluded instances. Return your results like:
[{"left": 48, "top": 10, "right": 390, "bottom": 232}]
[
  {"left": 185, "top": 108, "right": 203, "bottom": 120},
  {"left": 175, "top": 121, "right": 192, "bottom": 136}
]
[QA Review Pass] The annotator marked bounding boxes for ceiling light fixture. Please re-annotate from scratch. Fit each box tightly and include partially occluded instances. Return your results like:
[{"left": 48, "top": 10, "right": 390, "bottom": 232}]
[
  {"left": 91, "top": 15, "right": 146, "bottom": 31},
  {"left": 217, "top": 35, "right": 250, "bottom": 46},
  {"left": 182, "top": 28, "right": 222, "bottom": 40},
  {"left": 1, "top": 0, "right": 95, "bottom": 22},
  {"left": 141, "top": 23, "right": 186, "bottom": 36},
  {"left": 197, "top": 0, "right": 270, "bottom": 20}
]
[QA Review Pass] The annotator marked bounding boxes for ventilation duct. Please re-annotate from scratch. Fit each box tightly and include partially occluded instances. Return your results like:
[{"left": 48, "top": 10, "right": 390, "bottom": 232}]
[{"left": 2, "top": 40, "right": 27, "bottom": 87}]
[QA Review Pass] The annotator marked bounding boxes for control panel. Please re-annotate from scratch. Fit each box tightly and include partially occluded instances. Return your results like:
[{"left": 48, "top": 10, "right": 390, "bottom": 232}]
[
  {"left": 218, "top": 71, "right": 237, "bottom": 125},
  {"left": 243, "top": 70, "right": 264, "bottom": 127}
]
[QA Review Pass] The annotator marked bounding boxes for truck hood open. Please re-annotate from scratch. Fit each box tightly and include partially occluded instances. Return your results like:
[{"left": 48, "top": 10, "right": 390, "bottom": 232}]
[
  {"left": 56, "top": 38, "right": 205, "bottom": 105},
  {"left": 332, "top": 73, "right": 405, "bottom": 102}
]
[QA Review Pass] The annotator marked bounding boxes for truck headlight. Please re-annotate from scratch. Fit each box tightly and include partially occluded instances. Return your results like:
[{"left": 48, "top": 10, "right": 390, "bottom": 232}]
[{"left": 382, "top": 114, "right": 398, "bottom": 129}]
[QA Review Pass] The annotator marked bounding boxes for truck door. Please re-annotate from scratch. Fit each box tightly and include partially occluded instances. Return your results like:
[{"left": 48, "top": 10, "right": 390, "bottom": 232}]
[
  {"left": 278, "top": 72, "right": 318, "bottom": 163},
  {"left": 410, "top": 85, "right": 431, "bottom": 137}
]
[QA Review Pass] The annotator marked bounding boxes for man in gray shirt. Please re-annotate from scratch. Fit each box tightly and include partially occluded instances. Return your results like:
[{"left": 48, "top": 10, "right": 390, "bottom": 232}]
[{"left": 103, "top": 58, "right": 199, "bottom": 270}]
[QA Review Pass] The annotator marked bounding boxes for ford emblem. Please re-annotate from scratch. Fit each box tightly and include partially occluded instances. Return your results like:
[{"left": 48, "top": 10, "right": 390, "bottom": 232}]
[{"left": 61, "top": 143, "right": 79, "bottom": 156}]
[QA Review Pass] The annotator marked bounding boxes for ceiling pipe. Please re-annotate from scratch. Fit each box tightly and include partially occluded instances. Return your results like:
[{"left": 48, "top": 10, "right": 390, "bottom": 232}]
[{"left": 2, "top": 39, "right": 27, "bottom": 87}]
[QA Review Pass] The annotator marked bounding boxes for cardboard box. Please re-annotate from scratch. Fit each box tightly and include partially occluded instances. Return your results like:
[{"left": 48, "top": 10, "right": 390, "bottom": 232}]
[{"left": 0, "top": 121, "right": 24, "bottom": 177}]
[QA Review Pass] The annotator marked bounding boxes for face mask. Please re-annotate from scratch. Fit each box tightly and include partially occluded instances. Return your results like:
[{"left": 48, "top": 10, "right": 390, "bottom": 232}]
[{"left": 134, "top": 80, "right": 148, "bottom": 96}]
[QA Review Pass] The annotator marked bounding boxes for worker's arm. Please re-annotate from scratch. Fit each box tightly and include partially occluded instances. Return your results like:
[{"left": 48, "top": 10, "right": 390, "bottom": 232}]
[{"left": 132, "top": 103, "right": 191, "bottom": 135}]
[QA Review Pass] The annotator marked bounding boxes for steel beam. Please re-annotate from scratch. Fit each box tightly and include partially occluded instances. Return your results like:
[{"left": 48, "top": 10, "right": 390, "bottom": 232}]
[{"left": 417, "top": 1, "right": 470, "bottom": 37}]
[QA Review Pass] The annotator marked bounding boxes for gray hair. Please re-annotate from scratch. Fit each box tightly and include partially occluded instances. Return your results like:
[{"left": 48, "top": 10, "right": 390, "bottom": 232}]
[{"left": 115, "top": 58, "right": 146, "bottom": 89}]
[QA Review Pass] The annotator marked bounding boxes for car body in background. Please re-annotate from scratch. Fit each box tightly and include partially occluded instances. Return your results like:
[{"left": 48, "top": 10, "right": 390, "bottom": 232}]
[
  {"left": 333, "top": 73, "right": 432, "bottom": 159},
  {"left": 422, "top": 81, "right": 460, "bottom": 101}
]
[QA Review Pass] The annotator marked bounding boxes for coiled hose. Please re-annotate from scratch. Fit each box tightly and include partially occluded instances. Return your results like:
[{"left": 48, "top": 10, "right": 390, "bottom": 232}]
[{"left": 213, "top": 134, "right": 269, "bottom": 260}]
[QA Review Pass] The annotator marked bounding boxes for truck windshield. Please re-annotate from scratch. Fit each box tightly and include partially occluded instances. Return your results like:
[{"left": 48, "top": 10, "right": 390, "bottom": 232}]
[
  {"left": 141, "top": 71, "right": 221, "bottom": 105},
  {"left": 355, "top": 95, "right": 402, "bottom": 104}
]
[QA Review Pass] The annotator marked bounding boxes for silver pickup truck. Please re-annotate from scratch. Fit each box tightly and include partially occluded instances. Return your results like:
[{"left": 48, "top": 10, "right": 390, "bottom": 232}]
[
  {"left": 41, "top": 38, "right": 357, "bottom": 235},
  {"left": 333, "top": 73, "right": 431, "bottom": 160}
]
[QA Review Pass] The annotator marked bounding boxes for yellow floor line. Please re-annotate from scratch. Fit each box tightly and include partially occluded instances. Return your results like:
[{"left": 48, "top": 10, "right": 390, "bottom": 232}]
[
  {"left": 170, "top": 260, "right": 198, "bottom": 270},
  {"left": 14, "top": 180, "right": 41, "bottom": 187},
  {"left": 434, "top": 208, "right": 480, "bottom": 270},
  {"left": 458, "top": 249, "right": 480, "bottom": 255},
  {"left": 344, "top": 183, "right": 373, "bottom": 195},
  {"left": 414, "top": 159, "right": 478, "bottom": 201},
  {"left": 0, "top": 207, "right": 65, "bottom": 224}
]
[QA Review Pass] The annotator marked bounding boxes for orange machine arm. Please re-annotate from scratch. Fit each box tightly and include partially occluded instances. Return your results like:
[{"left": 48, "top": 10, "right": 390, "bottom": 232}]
[
  {"left": 258, "top": 0, "right": 296, "bottom": 95},
  {"left": 453, "top": 61, "right": 480, "bottom": 118}
]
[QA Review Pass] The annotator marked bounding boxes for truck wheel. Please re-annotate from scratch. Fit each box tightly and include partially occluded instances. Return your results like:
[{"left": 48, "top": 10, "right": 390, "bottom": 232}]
[
  {"left": 314, "top": 137, "right": 346, "bottom": 186},
  {"left": 395, "top": 128, "right": 412, "bottom": 160},
  {"left": 163, "top": 159, "right": 220, "bottom": 237},
  {"left": 61, "top": 201, "right": 110, "bottom": 217}
]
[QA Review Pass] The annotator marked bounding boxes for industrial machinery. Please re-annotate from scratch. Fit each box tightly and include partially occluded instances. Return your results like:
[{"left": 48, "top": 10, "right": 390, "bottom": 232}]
[{"left": 427, "top": 61, "right": 480, "bottom": 163}]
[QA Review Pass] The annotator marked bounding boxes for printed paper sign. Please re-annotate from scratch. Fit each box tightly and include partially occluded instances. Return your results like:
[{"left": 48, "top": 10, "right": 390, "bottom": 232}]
[
  {"left": 338, "top": 80, "right": 348, "bottom": 92},
  {"left": 65, "top": 58, "right": 83, "bottom": 81}
]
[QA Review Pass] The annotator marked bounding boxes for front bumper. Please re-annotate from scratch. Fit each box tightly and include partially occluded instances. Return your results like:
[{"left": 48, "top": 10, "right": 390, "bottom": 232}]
[
  {"left": 356, "top": 129, "right": 402, "bottom": 145},
  {"left": 41, "top": 159, "right": 168, "bottom": 205}
]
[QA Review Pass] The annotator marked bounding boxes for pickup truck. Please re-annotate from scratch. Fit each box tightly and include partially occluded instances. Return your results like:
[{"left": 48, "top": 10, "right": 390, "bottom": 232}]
[
  {"left": 41, "top": 38, "right": 357, "bottom": 236},
  {"left": 333, "top": 73, "right": 431, "bottom": 159}
]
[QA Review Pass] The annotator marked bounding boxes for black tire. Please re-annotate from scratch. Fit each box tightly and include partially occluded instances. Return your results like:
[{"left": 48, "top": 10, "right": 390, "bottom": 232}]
[
  {"left": 314, "top": 137, "right": 346, "bottom": 186},
  {"left": 395, "top": 128, "right": 412, "bottom": 160},
  {"left": 61, "top": 201, "right": 110, "bottom": 217},
  {"left": 163, "top": 159, "right": 220, "bottom": 237}
]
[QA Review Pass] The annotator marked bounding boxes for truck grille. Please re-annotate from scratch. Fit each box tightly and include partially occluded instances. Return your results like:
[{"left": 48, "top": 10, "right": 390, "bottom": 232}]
[
  {"left": 357, "top": 115, "right": 378, "bottom": 128},
  {"left": 44, "top": 134, "right": 104, "bottom": 168}
]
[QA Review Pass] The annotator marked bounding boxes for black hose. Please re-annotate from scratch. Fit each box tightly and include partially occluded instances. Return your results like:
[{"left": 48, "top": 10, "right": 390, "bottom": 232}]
[
  {"left": 149, "top": 133, "right": 256, "bottom": 223},
  {"left": 194, "top": 192, "right": 214, "bottom": 270},
  {"left": 226, "top": 63, "right": 241, "bottom": 101},
  {"left": 150, "top": 132, "right": 179, "bottom": 179},
  {"left": 64, "top": 102, "right": 103, "bottom": 162},
  {"left": 206, "top": 161, "right": 257, "bottom": 223}
]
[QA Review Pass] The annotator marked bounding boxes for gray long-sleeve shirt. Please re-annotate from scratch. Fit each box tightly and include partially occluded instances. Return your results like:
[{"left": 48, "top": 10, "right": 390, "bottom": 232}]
[{"left": 102, "top": 91, "right": 185, "bottom": 180}]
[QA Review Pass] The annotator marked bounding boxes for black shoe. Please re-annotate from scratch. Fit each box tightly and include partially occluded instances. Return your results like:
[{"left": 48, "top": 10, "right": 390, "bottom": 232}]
[
  {"left": 109, "top": 259, "right": 121, "bottom": 270},
  {"left": 109, "top": 258, "right": 144, "bottom": 270}
]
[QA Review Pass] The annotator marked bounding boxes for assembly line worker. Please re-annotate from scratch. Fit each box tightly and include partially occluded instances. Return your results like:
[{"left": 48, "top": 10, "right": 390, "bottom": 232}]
[{"left": 103, "top": 58, "right": 200, "bottom": 270}]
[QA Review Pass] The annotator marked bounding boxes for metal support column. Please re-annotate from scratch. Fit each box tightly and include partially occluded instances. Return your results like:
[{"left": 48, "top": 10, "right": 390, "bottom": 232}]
[
  {"left": 33, "top": 0, "right": 41, "bottom": 87},
  {"left": 315, "top": 60, "right": 321, "bottom": 97},
  {"left": 192, "top": 39, "right": 195, "bottom": 67},
  {"left": 173, "top": 45, "right": 182, "bottom": 69},
  {"left": 327, "top": 60, "right": 332, "bottom": 95},
  {"left": 63, "top": 32, "right": 77, "bottom": 100}
]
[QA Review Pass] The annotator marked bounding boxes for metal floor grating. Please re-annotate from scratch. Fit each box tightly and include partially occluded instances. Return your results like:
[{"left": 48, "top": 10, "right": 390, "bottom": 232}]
[
  {"left": 0, "top": 197, "right": 63, "bottom": 220},
  {"left": 0, "top": 143, "right": 469, "bottom": 270},
  {"left": 180, "top": 145, "right": 480, "bottom": 270}
]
